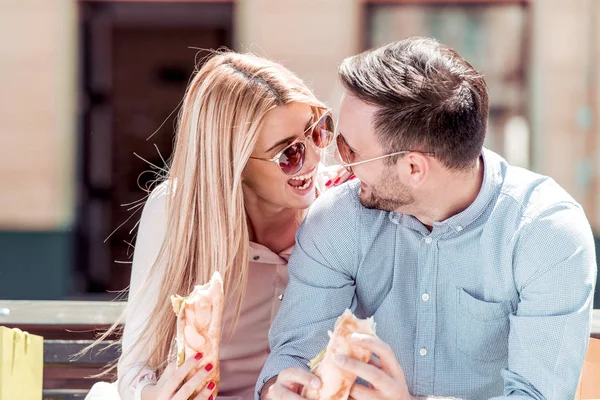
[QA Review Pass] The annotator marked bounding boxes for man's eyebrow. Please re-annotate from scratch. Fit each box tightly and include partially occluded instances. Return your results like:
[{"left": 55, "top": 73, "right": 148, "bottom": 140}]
[{"left": 338, "top": 131, "right": 358, "bottom": 153}]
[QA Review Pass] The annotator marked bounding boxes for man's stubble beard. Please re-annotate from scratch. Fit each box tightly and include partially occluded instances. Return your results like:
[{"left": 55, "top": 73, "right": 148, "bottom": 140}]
[{"left": 358, "top": 167, "right": 415, "bottom": 212}]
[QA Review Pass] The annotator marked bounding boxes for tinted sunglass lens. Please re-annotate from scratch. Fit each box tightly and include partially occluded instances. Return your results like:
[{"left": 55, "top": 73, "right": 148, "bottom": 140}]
[
  {"left": 310, "top": 113, "right": 333, "bottom": 148},
  {"left": 279, "top": 142, "right": 305, "bottom": 175},
  {"left": 335, "top": 135, "right": 352, "bottom": 164}
]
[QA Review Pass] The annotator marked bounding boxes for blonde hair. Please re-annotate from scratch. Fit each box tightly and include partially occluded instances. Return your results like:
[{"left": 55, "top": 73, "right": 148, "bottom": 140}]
[{"left": 97, "top": 51, "right": 326, "bottom": 380}]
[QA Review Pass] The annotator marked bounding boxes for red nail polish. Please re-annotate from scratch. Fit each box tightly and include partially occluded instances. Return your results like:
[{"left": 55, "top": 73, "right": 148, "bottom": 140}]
[
  {"left": 208, "top": 396, "right": 213, "bottom": 400},
  {"left": 334, "top": 177, "right": 341, "bottom": 185},
  {"left": 205, "top": 363, "right": 214, "bottom": 371},
  {"left": 325, "top": 180, "right": 332, "bottom": 187},
  {"left": 349, "top": 175, "right": 356, "bottom": 180},
  {"left": 195, "top": 353, "right": 203, "bottom": 360},
  {"left": 208, "top": 381, "right": 216, "bottom": 390}
]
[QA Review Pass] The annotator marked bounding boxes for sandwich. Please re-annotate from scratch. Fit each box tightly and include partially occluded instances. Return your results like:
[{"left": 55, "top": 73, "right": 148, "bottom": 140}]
[
  {"left": 171, "top": 271, "right": 224, "bottom": 397},
  {"left": 302, "top": 309, "right": 376, "bottom": 400}
]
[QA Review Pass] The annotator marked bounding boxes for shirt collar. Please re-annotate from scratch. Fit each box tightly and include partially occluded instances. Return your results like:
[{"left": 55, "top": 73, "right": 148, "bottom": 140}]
[
  {"left": 249, "top": 241, "right": 293, "bottom": 264},
  {"left": 389, "top": 148, "right": 503, "bottom": 236}
]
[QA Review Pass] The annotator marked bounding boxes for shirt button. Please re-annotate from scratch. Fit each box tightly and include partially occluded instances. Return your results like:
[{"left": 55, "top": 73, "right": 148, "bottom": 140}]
[
  {"left": 277, "top": 294, "right": 283, "bottom": 301},
  {"left": 456, "top": 226, "right": 463, "bottom": 232},
  {"left": 421, "top": 293, "right": 430, "bottom": 302},
  {"left": 419, "top": 348, "right": 428, "bottom": 356},
  {"left": 253, "top": 255, "right": 260, "bottom": 261},
  {"left": 424, "top": 237, "right": 432, "bottom": 244}
]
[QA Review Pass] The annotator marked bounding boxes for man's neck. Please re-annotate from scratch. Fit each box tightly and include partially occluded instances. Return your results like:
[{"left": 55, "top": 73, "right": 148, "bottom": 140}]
[{"left": 409, "top": 157, "right": 484, "bottom": 229}]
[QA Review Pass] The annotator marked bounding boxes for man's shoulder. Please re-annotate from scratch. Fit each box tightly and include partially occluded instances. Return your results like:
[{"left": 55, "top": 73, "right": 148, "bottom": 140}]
[
  {"left": 291, "top": 181, "right": 366, "bottom": 274},
  {"left": 320, "top": 178, "right": 362, "bottom": 202},
  {"left": 300, "top": 179, "right": 380, "bottom": 244},
  {"left": 309, "top": 179, "right": 362, "bottom": 220},
  {"left": 499, "top": 161, "right": 582, "bottom": 220}
]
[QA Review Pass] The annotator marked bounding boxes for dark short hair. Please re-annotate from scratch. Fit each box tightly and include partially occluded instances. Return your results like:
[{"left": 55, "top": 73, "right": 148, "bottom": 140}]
[{"left": 338, "top": 37, "right": 489, "bottom": 170}]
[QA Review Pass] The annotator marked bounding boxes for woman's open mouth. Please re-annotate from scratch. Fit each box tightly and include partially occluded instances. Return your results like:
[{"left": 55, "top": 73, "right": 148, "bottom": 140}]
[{"left": 287, "top": 168, "right": 317, "bottom": 192}]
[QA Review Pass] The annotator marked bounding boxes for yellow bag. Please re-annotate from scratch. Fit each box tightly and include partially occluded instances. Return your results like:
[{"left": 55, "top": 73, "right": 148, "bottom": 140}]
[
  {"left": 0, "top": 326, "right": 43, "bottom": 400},
  {"left": 575, "top": 337, "right": 600, "bottom": 400}
]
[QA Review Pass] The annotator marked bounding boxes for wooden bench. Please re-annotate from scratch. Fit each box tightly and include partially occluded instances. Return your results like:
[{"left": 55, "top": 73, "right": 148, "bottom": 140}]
[
  {"left": 42, "top": 339, "right": 121, "bottom": 400},
  {"left": 0, "top": 300, "right": 125, "bottom": 399},
  {"left": 2, "top": 300, "right": 600, "bottom": 399}
]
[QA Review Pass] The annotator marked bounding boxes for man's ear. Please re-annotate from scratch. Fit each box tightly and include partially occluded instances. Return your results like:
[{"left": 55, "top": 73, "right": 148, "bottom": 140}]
[{"left": 404, "top": 152, "right": 430, "bottom": 188}]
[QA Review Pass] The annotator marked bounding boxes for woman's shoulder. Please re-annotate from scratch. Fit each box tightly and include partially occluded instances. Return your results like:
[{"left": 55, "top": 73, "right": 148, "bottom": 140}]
[
  {"left": 148, "top": 180, "right": 173, "bottom": 203},
  {"left": 143, "top": 180, "right": 174, "bottom": 213},
  {"left": 136, "top": 180, "right": 174, "bottom": 233}
]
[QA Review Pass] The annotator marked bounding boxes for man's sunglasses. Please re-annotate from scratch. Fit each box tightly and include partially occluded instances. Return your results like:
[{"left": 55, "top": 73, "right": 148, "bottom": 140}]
[
  {"left": 250, "top": 110, "right": 335, "bottom": 175},
  {"left": 336, "top": 134, "right": 435, "bottom": 174}
]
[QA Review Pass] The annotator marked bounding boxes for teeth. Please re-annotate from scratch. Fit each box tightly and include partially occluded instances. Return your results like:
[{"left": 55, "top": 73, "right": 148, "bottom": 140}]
[
  {"left": 296, "top": 177, "right": 312, "bottom": 190},
  {"left": 290, "top": 170, "right": 317, "bottom": 181}
]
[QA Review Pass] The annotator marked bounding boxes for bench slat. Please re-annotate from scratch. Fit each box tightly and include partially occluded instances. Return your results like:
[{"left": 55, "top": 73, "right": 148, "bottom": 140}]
[
  {"left": 0, "top": 300, "right": 126, "bottom": 325},
  {"left": 44, "top": 340, "right": 120, "bottom": 365},
  {"left": 43, "top": 389, "right": 88, "bottom": 400},
  {"left": 3, "top": 300, "right": 600, "bottom": 334}
]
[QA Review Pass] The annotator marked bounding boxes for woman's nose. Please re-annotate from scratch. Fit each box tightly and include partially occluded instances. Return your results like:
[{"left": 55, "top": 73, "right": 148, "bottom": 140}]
[{"left": 306, "top": 137, "right": 321, "bottom": 163}]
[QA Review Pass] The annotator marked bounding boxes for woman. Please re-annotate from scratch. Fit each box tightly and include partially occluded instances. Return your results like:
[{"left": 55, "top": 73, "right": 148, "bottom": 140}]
[{"left": 114, "top": 51, "right": 345, "bottom": 400}]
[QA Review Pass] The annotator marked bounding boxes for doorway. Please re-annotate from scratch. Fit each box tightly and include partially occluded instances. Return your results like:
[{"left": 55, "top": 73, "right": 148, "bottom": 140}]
[{"left": 76, "top": 1, "right": 234, "bottom": 297}]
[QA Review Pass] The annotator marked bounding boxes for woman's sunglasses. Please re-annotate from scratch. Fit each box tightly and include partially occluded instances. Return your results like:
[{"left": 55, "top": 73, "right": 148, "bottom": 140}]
[{"left": 250, "top": 110, "right": 335, "bottom": 175}]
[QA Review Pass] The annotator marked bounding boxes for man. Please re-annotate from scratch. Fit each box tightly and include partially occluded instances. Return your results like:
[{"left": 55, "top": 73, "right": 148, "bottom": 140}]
[{"left": 256, "top": 37, "right": 597, "bottom": 400}]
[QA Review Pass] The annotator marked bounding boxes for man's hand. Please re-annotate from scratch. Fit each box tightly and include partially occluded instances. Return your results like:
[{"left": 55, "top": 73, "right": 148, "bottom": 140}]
[
  {"left": 336, "top": 333, "right": 414, "bottom": 400},
  {"left": 261, "top": 368, "right": 321, "bottom": 400}
]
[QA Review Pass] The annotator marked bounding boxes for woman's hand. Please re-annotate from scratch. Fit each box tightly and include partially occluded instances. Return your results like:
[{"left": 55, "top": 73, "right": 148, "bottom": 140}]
[
  {"left": 142, "top": 353, "right": 217, "bottom": 400},
  {"left": 322, "top": 166, "right": 356, "bottom": 190}
]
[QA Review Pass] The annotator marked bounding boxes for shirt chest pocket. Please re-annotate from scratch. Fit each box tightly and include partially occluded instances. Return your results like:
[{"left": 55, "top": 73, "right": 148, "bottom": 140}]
[{"left": 456, "top": 287, "right": 513, "bottom": 362}]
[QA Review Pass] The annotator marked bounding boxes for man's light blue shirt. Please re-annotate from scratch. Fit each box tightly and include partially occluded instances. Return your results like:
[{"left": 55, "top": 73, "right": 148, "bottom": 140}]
[{"left": 256, "top": 149, "right": 597, "bottom": 400}]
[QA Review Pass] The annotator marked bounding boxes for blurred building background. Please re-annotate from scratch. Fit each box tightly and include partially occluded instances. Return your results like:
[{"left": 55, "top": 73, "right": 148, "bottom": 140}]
[{"left": 0, "top": 0, "right": 598, "bottom": 308}]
